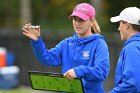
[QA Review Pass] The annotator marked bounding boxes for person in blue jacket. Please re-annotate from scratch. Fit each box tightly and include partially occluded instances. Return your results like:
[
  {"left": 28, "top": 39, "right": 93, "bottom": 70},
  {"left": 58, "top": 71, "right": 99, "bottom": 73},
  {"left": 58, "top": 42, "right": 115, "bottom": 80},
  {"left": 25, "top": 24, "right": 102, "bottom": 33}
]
[
  {"left": 22, "top": 3, "right": 110, "bottom": 93},
  {"left": 109, "top": 7, "right": 140, "bottom": 93}
]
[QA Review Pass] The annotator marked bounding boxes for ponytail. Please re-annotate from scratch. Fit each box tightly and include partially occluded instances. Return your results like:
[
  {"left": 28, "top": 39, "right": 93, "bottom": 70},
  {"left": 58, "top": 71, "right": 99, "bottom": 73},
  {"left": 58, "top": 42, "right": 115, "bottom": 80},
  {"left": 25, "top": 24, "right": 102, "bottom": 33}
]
[{"left": 91, "top": 19, "right": 101, "bottom": 34}]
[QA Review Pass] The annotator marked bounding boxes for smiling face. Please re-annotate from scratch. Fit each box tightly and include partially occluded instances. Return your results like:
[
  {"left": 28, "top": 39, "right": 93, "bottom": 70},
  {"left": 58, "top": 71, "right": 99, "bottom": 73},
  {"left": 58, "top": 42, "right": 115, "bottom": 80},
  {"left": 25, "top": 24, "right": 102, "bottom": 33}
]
[{"left": 72, "top": 16, "right": 93, "bottom": 38}]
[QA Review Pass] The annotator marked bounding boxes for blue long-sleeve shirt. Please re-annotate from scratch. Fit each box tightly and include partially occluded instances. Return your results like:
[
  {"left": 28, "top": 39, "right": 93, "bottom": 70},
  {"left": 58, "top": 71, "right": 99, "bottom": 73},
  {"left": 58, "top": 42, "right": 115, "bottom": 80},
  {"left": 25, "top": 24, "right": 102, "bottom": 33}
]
[
  {"left": 31, "top": 33, "right": 110, "bottom": 93},
  {"left": 109, "top": 33, "right": 140, "bottom": 93}
]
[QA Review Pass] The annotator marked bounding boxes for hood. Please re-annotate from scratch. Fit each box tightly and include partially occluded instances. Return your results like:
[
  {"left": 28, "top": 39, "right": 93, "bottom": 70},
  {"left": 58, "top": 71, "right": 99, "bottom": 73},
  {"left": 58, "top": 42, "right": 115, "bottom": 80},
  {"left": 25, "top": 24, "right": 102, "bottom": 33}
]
[
  {"left": 125, "top": 32, "right": 140, "bottom": 46},
  {"left": 69, "top": 33, "right": 105, "bottom": 44}
]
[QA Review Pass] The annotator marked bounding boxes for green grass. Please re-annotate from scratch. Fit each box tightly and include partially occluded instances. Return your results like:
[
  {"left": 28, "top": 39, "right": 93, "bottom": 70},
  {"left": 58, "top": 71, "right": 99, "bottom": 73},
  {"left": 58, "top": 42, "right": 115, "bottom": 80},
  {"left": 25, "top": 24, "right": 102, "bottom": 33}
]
[{"left": 0, "top": 86, "right": 42, "bottom": 93}]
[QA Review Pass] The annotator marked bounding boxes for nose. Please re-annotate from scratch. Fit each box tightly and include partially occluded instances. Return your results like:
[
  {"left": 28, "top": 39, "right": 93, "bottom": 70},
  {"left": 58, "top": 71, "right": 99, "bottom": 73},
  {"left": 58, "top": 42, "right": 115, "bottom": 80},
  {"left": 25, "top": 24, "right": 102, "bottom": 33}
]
[
  {"left": 118, "top": 24, "right": 121, "bottom": 31},
  {"left": 118, "top": 27, "right": 120, "bottom": 31},
  {"left": 74, "top": 20, "right": 81, "bottom": 26}
]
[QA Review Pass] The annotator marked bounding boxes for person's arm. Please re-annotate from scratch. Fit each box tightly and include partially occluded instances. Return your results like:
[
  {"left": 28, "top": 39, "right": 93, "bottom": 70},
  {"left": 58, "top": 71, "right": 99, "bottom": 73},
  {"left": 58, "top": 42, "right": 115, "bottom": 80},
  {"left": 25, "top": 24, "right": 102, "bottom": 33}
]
[
  {"left": 30, "top": 37, "right": 67, "bottom": 66},
  {"left": 109, "top": 46, "right": 140, "bottom": 93},
  {"left": 22, "top": 23, "right": 65, "bottom": 66},
  {"left": 73, "top": 41, "right": 110, "bottom": 82}
]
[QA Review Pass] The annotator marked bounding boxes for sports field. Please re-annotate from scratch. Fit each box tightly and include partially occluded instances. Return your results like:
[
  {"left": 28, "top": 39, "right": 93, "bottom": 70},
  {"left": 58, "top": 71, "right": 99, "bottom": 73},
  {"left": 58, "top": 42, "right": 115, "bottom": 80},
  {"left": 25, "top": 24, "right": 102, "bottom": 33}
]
[{"left": 0, "top": 86, "right": 58, "bottom": 93}]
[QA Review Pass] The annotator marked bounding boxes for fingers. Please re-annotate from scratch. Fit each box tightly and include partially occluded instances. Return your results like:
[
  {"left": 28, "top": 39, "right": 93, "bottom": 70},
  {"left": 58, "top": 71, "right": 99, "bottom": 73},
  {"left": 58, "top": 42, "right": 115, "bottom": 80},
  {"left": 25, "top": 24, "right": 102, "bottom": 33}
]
[
  {"left": 64, "top": 72, "right": 73, "bottom": 80},
  {"left": 64, "top": 69, "right": 77, "bottom": 80},
  {"left": 22, "top": 23, "right": 41, "bottom": 40},
  {"left": 22, "top": 27, "right": 30, "bottom": 34},
  {"left": 22, "top": 23, "right": 40, "bottom": 32},
  {"left": 22, "top": 24, "right": 30, "bottom": 32},
  {"left": 22, "top": 31, "right": 30, "bottom": 37},
  {"left": 22, "top": 23, "right": 36, "bottom": 34},
  {"left": 22, "top": 23, "right": 32, "bottom": 29}
]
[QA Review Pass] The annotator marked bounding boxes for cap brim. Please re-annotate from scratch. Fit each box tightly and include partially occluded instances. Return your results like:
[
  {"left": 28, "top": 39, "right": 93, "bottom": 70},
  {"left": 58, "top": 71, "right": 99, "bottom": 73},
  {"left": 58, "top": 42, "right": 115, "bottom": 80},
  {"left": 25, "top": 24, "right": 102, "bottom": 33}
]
[
  {"left": 110, "top": 16, "right": 122, "bottom": 23},
  {"left": 70, "top": 11, "right": 89, "bottom": 20}
]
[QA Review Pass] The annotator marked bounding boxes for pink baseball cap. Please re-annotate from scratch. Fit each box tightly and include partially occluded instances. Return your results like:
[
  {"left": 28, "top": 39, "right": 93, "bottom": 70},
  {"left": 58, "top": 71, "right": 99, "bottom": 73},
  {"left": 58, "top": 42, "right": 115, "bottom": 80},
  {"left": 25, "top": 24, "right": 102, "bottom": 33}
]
[{"left": 70, "top": 3, "right": 96, "bottom": 20}]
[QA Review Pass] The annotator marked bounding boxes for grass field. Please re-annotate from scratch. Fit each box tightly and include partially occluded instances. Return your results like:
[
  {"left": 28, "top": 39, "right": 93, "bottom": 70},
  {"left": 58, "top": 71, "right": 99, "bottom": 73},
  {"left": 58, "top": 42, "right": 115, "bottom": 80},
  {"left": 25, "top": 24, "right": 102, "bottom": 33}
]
[
  {"left": 0, "top": 86, "right": 39, "bottom": 93},
  {"left": 0, "top": 86, "right": 58, "bottom": 93}
]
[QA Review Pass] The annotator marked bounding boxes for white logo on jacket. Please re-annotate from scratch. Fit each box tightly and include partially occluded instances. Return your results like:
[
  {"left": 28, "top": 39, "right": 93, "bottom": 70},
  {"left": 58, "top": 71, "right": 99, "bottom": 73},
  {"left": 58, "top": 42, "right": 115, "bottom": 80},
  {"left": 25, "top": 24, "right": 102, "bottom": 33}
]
[
  {"left": 68, "top": 43, "right": 73, "bottom": 45},
  {"left": 82, "top": 51, "right": 90, "bottom": 59}
]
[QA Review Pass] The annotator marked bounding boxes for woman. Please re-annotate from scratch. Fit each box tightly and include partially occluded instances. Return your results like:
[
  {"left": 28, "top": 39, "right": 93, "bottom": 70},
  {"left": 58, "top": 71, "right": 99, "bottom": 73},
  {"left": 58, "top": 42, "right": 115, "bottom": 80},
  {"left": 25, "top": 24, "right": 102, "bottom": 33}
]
[
  {"left": 109, "top": 7, "right": 140, "bottom": 93},
  {"left": 22, "top": 3, "right": 110, "bottom": 93}
]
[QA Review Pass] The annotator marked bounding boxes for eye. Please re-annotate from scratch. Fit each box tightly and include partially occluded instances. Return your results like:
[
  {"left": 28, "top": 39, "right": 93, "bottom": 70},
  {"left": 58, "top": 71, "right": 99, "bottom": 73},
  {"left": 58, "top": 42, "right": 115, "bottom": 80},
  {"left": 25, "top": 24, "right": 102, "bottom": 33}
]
[
  {"left": 73, "top": 17, "right": 84, "bottom": 22},
  {"left": 73, "top": 17, "right": 77, "bottom": 21},
  {"left": 79, "top": 19, "right": 84, "bottom": 22}
]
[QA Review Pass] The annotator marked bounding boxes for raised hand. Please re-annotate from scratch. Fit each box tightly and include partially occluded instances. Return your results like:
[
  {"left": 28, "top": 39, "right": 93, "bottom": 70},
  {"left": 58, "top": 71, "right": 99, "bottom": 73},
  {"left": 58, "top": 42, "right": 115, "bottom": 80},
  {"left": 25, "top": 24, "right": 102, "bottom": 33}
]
[{"left": 22, "top": 23, "right": 40, "bottom": 41}]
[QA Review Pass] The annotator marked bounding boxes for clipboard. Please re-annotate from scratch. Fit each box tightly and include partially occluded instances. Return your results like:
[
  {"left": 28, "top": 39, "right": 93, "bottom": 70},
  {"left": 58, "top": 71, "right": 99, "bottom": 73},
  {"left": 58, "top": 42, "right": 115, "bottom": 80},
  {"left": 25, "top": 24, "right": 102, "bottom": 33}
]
[{"left": 28, "top": 71, "right": 83, "bottom": 93}]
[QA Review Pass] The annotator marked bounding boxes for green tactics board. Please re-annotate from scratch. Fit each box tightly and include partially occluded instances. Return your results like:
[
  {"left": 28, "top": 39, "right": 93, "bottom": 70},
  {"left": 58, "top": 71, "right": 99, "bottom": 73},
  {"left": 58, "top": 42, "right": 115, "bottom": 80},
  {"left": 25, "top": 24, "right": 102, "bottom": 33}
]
[{"left": 28, "top": 71, "right": 83, "bottom": 93}]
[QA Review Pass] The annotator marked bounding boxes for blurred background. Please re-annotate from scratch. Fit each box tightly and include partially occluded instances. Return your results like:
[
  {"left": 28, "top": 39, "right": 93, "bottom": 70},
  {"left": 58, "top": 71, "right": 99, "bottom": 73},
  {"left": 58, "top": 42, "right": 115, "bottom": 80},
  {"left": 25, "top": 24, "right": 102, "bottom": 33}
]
[{"left": 0, "top": 0, "right": 139, "bottom": 93}]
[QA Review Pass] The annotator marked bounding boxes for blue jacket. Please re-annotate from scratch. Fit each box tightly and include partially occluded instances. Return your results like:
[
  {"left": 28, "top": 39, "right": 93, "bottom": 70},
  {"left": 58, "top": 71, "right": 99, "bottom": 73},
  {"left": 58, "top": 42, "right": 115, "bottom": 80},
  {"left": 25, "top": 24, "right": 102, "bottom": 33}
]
[
  {"left": 31, "top": 33, "right": 110, "bottom": 93},
  {"left": 109, "top": 33, "right": 140, "bottom": 93}
]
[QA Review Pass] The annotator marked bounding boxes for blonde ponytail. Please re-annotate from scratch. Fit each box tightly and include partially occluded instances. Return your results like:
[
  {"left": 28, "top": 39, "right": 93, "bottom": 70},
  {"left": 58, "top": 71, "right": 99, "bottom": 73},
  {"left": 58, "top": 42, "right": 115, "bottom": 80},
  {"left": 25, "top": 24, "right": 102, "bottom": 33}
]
[{"left": 91, "top": 19, "right": 101, "bottom": 34}]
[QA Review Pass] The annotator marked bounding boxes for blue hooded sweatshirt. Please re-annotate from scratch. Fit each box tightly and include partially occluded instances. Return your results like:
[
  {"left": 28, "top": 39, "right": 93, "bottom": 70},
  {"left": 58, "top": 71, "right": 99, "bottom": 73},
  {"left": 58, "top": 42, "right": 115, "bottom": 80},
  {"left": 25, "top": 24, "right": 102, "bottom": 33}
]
[
  {"left": 31, "top": 33, "right": 110, "bottom": 93},
  {"left": 109, "top": 33, "right": 140, "bottom": 93}
]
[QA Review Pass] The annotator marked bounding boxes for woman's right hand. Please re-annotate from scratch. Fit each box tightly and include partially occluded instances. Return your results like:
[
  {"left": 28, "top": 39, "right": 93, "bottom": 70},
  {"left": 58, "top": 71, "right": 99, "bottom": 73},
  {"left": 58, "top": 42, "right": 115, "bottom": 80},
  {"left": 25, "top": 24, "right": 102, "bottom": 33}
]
[{"left": 22, "top": 23, "right": 41, "bottom": 41}]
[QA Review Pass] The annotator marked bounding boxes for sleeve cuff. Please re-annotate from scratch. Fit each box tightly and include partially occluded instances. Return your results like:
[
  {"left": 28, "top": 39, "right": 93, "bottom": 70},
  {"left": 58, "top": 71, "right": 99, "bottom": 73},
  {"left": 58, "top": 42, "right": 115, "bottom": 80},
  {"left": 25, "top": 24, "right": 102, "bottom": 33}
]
[
  {"left": 74, "top": 66, "right": 84, "bottom": 78},
  {"left": 30, "top": 37, "right": 42, "bottom": 46}
]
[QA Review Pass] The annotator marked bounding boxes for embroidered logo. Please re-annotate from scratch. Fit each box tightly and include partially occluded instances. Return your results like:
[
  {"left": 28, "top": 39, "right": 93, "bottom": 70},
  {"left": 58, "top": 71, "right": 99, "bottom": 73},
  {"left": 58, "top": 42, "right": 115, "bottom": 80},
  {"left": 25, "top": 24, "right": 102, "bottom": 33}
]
[
  {"left": 68, "top": 43, "right": 73, "bottom": 45},
  {"left": 75, "top": 5, "right": 88, "bottom": 12},
  {"left": 82, "top": 51, "right": 90, "bottom": 59}
]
